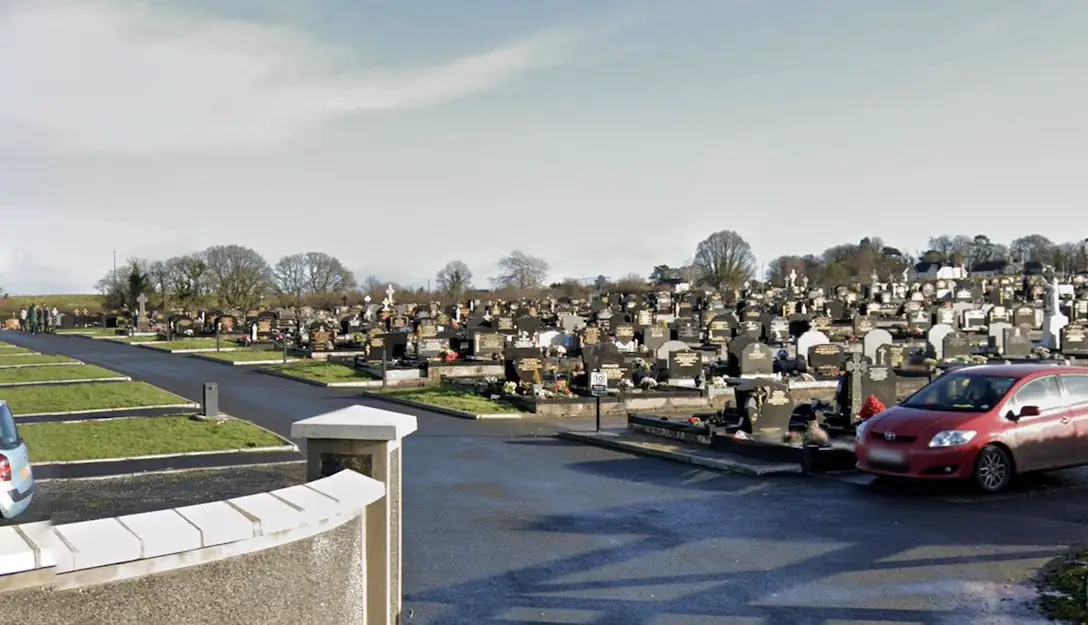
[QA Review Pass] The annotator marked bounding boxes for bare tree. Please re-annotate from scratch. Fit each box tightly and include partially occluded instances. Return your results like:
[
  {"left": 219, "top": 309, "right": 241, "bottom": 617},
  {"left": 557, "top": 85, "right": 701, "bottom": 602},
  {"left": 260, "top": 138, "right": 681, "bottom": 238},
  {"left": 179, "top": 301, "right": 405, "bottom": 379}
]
[
  {"left": 203, "top": 245, "right": 272, "bottom": 311},
  {"left": 148, "top": 260, "right": 171, "bottom": 309},
  {"left": 435, "top": 260, "right": 473, "bottom": 301},
  {"left": 492, "top": 250, "right": 549, "bottom": 290},
  {"left": 273, "top": 254, "right": 308, "bottom": 305},
  {"left": 1010, "top": 234, "right": 1055, "bottom": 263},
  {"left": 303, "top": 252, "right": 356, "bottom": 295},
  {"left": 693, "top": 230, "right": 756, "bottom": 290},
  {"left": 614, "top": 273, "right": 646, "bottom": 291},
  {"left": 166, "top": 253, "right": 210, "bottom": 310}
]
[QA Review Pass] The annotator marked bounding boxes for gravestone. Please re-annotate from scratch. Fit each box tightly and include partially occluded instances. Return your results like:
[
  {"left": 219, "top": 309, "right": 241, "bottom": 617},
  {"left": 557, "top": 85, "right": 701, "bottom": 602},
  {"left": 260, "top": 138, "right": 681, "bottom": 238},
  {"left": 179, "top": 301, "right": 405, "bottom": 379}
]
[
  {"left": 853, "top": 315, "right": 875, "bottom": 337},
  {"left": 473, "top": 331, "right": 505, "bottom": 360},
  {"left": 942, "top": 331, "right": 971, "bottom": 360},
  {"left": 863, "top": 329, "right": 894, "bottom": 362},
  {"left": 656, "top": 340, "right": 690, "bottom": 365},
  {"left": 493, "top": 315, "right": 516, "bottom": 334},
  {"left": 675, "top": 320, "right": 700, "bottom": 346},
  {"left": 907, "top": 310, "right": 931, "bottom": 333},
  {"left": 1013, "top": 306, "right": 1036, "bottom": 329},
  {"left": 135, "top": 294, "right": 151, "bottom": 332},
  {"left": 1002, "top": 326, "right": 1032, "bottom": 359},
  {"left": 581, "top": 326, "right": 602, "bottom": 348},
  {"left": 255, "top": 311, "right": 276, "bottom": 342},
  {"left": 641, "top": 326, "right": 670, "bottom": 354},
  {"left": 506, "top": 347, "right": 544, "bottom": 384},
  {"left": 739, "top": 342, "right": 774, "bottom": 377},
  {"left": 838, "top": 352, "right": 897, "bottom": 423},
  {"left": 706, "top": 320, "right": 731, "bottom": 345},
  {"left": 735, "top": 379, "right": 793, "bottom": 441},
  {"left": 987, "top": 322, "right": 1013, "bottom": 355},
  {"left": 1061, "top": 325, "right": 1088, "bottom": 357},
  {"left": 808, "top": 343, "right": 845, "bottom": 375},
  {"left": 767, "top": 316, "right": 790, "bottom": 343},
  {"left": 416, "top": 336, "right": 447, "bottom": 359},
  {"left": 934, "top": 307, "right": 957, "bottom": 328},
  {"left": 926, "top": 324, "right": 954, "bottom": 359},
  {"left": 961, "top": 309, "right": 986, "bottom": 333},
  {"left": 796, "top": 330, "right": 830, "bottom": 365},
  {"left": 667, "top": 349, "right": 702, "bottom": 384}
]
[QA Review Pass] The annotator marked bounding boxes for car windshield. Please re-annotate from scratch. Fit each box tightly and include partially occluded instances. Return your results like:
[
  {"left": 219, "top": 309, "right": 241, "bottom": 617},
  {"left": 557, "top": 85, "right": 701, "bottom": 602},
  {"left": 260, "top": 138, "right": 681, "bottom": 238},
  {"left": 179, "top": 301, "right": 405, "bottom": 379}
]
[
  {"left": 0, "top": 403, "right": 18, "bottom": 448},
  {"left": 901, "top": 374, "right": 1018, "bottom": 412}
]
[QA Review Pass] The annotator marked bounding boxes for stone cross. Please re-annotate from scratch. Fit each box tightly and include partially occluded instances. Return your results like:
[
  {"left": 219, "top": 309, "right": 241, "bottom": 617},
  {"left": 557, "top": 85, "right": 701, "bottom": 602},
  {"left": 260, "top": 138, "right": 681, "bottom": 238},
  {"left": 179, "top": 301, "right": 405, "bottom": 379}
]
[
  {"left": 1047, "top": 277, "right": 1060, "bottom": 315},
  {"left": 136, "top": 293, "right": 148, "bottom": 316},
  {"left": 844, "top": 350, "right": 866, "bottom": 421},
  {"left": 786, "top": 269, "right": 797, "bottom": 289},
  {"left": 385, "top": 284, "right": 396, "bottom": 305}
]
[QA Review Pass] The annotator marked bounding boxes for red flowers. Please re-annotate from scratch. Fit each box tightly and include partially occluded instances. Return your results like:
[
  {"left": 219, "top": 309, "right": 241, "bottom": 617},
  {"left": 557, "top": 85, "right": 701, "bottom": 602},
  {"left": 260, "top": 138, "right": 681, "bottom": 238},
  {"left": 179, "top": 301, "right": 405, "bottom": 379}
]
[{"left": 858, "top": 395, "right": 886, "bottom": 420}]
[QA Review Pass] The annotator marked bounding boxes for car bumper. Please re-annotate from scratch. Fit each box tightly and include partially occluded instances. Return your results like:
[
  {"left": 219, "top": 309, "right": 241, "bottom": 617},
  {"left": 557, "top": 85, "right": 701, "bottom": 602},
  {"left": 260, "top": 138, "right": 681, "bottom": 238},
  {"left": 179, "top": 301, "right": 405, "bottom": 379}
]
[
  {"left": 0, "top": 483, "right": 35, "bottom": 519},
  {"left": 856, "top": 443, "right": 979, "bottom": 480}
]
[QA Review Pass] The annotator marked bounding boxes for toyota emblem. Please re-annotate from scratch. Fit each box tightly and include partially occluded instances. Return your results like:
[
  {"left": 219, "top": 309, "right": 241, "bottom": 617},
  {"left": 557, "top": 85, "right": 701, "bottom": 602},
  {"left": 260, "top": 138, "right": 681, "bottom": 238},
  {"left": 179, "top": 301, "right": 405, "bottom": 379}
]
[{"left": 884, "top": 431, "right": 896, "bottom": 441}]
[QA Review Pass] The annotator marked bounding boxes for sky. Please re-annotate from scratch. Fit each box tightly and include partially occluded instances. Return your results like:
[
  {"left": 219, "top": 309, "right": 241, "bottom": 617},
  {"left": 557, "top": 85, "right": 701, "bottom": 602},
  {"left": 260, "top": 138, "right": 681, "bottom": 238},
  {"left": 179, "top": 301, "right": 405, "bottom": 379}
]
[{"left": 1, "top": 0, "right": 1086, "bottom": 294}]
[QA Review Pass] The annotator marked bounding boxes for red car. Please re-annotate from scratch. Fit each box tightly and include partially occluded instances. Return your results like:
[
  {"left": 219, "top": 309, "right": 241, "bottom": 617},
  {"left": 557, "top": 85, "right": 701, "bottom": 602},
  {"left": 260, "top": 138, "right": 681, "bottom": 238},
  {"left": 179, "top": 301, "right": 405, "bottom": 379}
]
[{"left": 855, "top": 364, "right": 1088, "bottom": 493}]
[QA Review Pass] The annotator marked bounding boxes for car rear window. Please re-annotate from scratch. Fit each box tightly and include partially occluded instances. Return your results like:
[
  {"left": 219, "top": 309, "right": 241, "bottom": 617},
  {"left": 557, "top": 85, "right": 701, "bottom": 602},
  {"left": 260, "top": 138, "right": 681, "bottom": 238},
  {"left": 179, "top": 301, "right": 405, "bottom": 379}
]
[{"left": 0, "top": 404, "right": 18, "bottom": 448}]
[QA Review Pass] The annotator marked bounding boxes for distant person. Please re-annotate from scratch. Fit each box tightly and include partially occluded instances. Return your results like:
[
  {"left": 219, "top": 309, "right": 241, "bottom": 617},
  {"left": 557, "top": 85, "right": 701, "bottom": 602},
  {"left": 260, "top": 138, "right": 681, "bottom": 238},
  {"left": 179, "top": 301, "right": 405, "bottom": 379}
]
[
  {"left": 27, "top": 305, "right": 38, "bottom": 335},
  {"left": 18, "top": 307, "right": 26, "bottom": 332}
]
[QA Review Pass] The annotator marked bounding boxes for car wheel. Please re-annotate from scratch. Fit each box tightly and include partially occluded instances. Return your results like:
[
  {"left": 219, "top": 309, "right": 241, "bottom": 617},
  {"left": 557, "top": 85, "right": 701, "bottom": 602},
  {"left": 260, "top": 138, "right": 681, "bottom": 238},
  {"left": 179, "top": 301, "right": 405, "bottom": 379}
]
[{"left": 973, "top": 445, "right": 1012, "bottom": 493}]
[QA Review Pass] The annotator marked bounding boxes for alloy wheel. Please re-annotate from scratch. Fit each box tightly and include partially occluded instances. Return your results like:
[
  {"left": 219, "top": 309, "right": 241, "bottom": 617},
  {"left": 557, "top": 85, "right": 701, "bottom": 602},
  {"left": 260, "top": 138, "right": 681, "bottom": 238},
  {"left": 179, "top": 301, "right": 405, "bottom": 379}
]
[{"left": 975, "top": 446, "right": 1011, "bottom": 493}]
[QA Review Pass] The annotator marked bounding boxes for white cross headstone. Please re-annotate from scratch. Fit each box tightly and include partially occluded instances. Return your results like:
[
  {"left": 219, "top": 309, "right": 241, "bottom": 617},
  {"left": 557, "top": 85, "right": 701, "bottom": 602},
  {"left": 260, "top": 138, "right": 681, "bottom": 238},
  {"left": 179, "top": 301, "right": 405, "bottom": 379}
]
[{"left": 385, "top": 285, "right": 396, "bottom": 305}]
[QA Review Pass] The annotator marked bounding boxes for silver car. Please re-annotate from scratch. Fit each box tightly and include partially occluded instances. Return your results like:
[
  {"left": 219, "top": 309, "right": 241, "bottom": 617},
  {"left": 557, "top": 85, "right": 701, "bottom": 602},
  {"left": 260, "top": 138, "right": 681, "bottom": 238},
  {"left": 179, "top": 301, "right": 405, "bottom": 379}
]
[{"left": 0, "top": 401, "right": 34, "bottom": 520}]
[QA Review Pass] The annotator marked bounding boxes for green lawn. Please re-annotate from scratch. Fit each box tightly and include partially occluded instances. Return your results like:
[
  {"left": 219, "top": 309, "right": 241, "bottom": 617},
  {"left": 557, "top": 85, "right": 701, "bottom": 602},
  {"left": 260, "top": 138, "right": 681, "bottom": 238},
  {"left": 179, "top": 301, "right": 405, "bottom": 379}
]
[
  {"left": 0, "top": 364, "right": 124, "bottom": 385},
  {"left": 1, "top": 381, "right": 190, "bottom": 415},
  {"left": 0, "top": 346, "right": 35, "bottom": 355},
  {"left": 55, "top": 328, "right": 120, "bottom": 338},
  {"left": 141, "top": 338, "right": 242, "bottom": 351},
  {"left": 265, "top": 361, "right": 376, "bottom": 383},
  {"left": 375, "top": 386, "right": 524, "bottom": 414},
  {"left": 0, "top": 354, "right": 78, "bottom": 367},
  {"left": 21, "top": 416, "right": 286, "bottom": 462},
  {"left": 200, "top": 350, "right": 297, "bottom": 363},
  {"left": 106, "top": 335, "right": 161, "bottom": 344}
]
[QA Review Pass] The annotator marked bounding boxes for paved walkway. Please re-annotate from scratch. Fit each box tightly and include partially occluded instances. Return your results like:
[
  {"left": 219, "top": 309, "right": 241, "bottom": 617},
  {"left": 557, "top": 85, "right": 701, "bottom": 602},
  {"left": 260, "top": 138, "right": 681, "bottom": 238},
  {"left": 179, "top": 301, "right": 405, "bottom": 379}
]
[{"left": 4, "top": 331, "right": 1088, "bottom": 624}]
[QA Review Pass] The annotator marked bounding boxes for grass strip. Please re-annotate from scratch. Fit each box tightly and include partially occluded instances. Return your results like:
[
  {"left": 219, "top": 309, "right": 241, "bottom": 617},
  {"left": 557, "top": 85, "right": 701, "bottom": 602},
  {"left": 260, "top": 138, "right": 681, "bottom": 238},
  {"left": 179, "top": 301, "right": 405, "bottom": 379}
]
[
  {"left": 0, "top": 354, "right": 78, "bottom": 367},
  {"left": 374, "top": 385, "right": 524, "bottom": 414},
  {"left": 3, "top": 381, "right": 189, "bottom": 415},
  {"left": 199, "top": 350, "right": 295, "bottom": 363},
  {"left": 22, "top": 415, "right": 285, "bottom": 462},
  {"left": 265, "top": 361, "right": 376, "bottom": 383},
  {"left": 141, "top": 338, "right": 242, "bottom": 351},
  {"left": 0, "top": 364, "right": 123, "bottom": 384}
]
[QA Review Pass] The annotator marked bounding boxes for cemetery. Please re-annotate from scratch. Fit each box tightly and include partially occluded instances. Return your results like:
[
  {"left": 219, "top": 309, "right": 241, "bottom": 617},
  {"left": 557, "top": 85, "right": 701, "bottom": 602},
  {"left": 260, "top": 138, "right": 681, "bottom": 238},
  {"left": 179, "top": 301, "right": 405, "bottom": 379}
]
[{"left": 0, "top": 340, "right": 287, "bottom": 466}]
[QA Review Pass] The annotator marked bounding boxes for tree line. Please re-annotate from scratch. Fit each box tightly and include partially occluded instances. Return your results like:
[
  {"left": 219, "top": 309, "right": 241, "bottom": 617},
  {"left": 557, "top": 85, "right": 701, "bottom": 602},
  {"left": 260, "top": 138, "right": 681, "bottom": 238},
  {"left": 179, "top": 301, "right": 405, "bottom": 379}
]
[
  {"left": 651, "top": 232, "right": 1088, "bottom": 292},
  {"left": 90, "top": 233, "right": 1088, "bottom": 312},
  {"left": 95, "top": 246, "right": 557, "bottom": 311}
]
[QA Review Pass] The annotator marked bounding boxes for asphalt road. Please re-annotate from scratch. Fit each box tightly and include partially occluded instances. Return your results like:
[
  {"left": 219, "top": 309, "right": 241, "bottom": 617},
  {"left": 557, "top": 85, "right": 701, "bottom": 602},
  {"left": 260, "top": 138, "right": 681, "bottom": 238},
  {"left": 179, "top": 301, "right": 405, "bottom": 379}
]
[{"left": 5, "top": 331, "right": 1088, "bottom": 624}]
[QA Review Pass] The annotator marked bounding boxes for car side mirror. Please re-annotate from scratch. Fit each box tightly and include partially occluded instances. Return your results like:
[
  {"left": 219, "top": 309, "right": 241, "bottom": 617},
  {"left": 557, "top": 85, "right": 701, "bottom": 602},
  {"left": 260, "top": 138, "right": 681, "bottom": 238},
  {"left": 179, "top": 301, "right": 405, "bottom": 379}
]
[
  {"left": 1019, "top": 405, "right": 1041, "bottom": 417},
  {"left": 1005, "top": 410, "right": 1019, "bottom": 422}
]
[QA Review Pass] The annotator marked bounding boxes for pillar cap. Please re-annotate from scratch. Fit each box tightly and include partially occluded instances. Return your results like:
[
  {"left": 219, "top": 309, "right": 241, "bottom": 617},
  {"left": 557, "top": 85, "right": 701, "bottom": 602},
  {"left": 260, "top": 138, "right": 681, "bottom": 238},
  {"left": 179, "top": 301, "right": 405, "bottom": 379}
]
[{"left": 292, "top": 405, "right": 418, "bottom": 442}]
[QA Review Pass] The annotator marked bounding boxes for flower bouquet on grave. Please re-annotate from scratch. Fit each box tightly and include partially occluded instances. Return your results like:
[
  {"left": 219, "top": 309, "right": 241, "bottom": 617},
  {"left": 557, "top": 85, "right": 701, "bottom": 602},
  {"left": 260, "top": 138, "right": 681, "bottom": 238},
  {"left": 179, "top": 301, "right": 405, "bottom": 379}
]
[
  {"left": 442, "top": 348, "right": 458, "bottom": 362},
  {"left": 551, "top": 380, "right": 575, "bottom": 398},
  {"left": 502, "top": 381, "right": 517, "bottom": 395},
  {"left": 782, "top": 430, "right": 803, "bottom": 445},
  {"left": 687, "top": 416, "right": 705, "bottom": 427},
  {"left": 640, "top": 377, "right": 658, "bottom": 389},
  {"left": 802, "top": 420, "right": 830, "bottom": 446},
  {"left": 709, "top": 376, "right": 728, "bottom": 388},
  {"left": 631, "top": 358, "right": 651, "bottom": 373},
  {"left": 858, "top": 395, "right": 886, "bottom": 420},
  {"left": 617, "top": 378, "right": 635, "bottom": 390}
]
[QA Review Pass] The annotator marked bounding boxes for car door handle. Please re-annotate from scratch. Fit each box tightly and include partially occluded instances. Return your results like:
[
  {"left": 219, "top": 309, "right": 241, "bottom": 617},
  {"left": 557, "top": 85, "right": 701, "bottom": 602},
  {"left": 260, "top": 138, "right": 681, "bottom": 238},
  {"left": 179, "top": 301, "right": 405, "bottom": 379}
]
[{"left": 1061, "top": 417, "right": 1072, "bottom": 425}]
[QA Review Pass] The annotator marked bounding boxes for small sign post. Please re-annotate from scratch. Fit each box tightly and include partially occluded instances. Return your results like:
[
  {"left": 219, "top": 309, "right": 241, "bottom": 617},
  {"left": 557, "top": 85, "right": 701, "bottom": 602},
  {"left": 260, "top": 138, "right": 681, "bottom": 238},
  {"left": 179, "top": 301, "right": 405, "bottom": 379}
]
[{"left": 590, "top": 370, "right": 608, "bottom": 432}]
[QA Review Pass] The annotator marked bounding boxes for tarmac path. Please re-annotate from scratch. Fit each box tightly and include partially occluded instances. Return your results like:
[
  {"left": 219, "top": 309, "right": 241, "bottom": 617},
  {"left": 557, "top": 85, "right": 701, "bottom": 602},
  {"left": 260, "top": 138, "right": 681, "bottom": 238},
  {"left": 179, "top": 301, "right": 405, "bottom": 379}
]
[{"left": 4, "top": 331, "right": 1087, "bottom": 624}]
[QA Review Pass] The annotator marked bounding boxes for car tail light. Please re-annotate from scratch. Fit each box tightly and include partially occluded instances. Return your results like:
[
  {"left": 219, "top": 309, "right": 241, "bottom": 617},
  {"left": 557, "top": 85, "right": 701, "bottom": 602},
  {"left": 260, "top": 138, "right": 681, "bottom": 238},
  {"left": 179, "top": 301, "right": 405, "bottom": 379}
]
[{"left": 0, "top": 454, "right": 10, "bottom": 482}]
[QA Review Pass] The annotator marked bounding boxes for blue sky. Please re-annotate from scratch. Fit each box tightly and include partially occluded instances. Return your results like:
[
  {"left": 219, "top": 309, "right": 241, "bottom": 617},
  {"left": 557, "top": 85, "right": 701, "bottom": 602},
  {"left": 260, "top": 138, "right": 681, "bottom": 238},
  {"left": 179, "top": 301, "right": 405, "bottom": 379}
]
[{"left": 1, "top": 0, "right": 1086, "bottom": 293}]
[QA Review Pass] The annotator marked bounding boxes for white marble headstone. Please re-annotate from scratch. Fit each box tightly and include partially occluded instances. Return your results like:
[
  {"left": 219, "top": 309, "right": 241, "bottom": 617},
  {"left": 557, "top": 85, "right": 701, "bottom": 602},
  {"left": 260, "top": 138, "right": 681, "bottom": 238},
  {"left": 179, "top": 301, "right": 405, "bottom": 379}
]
[
  {"left": 987, "top": 322, "right": 1013, "bottom": 355},
  {"left": 796, "top": 330, "right": 830, "bottom": 363},
  {"left": 926, "top": 324, "right": 954, "bottom": 359},
  {"left": 863, "top": 329, "right": 894, "bottom": 362}
]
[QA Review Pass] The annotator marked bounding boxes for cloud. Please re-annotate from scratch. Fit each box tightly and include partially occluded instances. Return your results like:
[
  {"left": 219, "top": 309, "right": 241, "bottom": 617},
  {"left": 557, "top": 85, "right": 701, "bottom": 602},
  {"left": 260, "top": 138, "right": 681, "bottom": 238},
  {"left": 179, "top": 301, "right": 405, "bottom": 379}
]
[{"left": 0, "top": 0, "right": 587, "bottom": 154}]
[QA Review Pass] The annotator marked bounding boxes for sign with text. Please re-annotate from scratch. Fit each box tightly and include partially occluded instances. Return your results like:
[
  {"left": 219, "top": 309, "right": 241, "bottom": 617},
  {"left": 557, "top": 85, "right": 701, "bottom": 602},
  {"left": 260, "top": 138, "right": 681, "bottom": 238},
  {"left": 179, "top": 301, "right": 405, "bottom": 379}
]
[{"left": 590, "top": 371, "right": 608, "bottom": 397}]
